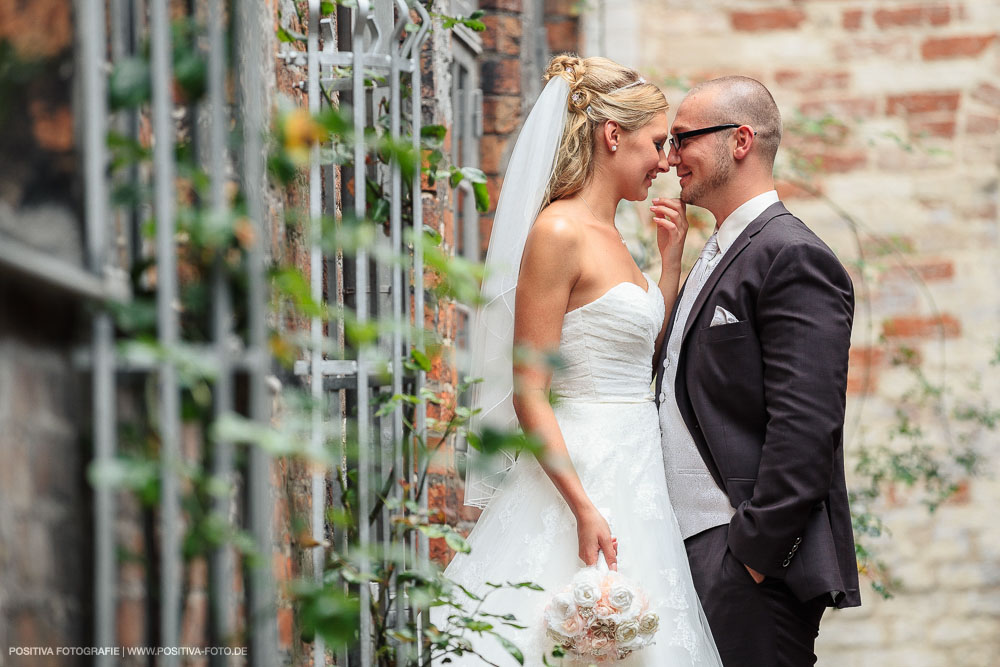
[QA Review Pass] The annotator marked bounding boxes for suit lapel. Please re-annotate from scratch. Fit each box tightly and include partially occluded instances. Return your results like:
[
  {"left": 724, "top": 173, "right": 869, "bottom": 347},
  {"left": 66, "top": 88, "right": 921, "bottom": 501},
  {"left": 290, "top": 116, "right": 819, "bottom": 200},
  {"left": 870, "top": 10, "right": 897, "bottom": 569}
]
[
  {"left": 655, "top": 274, "right": 691, "bottom": 399},
  {"left": 672, "top": 202, "right": 794, "bottom": 490},
  {"left": 681, "top": 202, "right": 791, "bottom": 345}
]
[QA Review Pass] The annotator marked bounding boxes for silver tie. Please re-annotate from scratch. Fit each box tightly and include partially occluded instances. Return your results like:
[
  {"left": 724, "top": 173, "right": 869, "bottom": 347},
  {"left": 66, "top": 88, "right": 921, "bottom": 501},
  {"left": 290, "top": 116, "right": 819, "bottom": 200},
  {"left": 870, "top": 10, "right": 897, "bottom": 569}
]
[
  {"left": 662, "top": 233, "right": 721, "bottom": 374},
  {"left": 689, "top": 233, "right": 721, "bottom": 293},
  {"left": 676, "top": 233, "right": 720, "bottom": 322}
]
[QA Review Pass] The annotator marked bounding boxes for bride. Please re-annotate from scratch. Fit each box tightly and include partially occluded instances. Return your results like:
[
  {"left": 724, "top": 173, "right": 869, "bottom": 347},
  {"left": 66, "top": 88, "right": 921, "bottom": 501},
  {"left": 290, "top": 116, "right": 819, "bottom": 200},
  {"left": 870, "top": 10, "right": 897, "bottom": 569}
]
[{"left": 435, "top": 55, "right": 722, "bottom": 666}]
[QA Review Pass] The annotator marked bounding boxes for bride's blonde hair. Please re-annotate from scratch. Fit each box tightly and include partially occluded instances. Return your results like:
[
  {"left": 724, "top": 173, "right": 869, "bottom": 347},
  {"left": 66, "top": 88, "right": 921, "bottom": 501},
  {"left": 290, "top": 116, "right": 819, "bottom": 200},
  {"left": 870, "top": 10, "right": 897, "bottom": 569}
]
[{"left": 543, "top": 54, "right": 668, "bottom": 205}]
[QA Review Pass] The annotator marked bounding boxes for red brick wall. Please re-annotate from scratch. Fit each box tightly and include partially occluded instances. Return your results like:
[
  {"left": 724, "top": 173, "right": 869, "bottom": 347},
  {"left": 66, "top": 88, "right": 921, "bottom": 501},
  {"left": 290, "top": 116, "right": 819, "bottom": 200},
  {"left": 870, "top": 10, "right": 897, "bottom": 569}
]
[
  {"left": 612, "top": 0, "right": 998, "bottom": 401},
  {"left": 599, "top": 1, "right": 1000, "bottom": 664}
]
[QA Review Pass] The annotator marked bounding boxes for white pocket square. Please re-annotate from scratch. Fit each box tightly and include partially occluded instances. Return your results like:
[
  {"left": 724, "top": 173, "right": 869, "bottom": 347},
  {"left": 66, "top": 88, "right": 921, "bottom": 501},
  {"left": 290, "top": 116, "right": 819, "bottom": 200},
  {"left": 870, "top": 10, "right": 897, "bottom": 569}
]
[{"left": 710, "top": 306, "right": 740, "bottom": 327}]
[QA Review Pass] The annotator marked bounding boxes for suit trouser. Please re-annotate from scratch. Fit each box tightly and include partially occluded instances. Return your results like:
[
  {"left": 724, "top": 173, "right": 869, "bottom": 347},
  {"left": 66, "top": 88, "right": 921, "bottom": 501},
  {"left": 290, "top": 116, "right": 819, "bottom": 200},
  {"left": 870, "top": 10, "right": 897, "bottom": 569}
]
[{"left": 685, "top": 524, "right": 827, "bottom": 667}]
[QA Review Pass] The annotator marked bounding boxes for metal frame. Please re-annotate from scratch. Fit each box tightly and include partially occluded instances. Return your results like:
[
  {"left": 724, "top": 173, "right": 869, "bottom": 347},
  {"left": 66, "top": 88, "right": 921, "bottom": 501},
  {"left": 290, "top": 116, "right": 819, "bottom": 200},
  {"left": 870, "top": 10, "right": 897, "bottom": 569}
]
[
  {"left": 80, "top": 0, "right": 279, "bottom": 663},
  {"left": 79, "top": 0, "right": 432, "bottom": 663},
  {"left": 290, "top": 2, "right": 432, "bottom": 663}
]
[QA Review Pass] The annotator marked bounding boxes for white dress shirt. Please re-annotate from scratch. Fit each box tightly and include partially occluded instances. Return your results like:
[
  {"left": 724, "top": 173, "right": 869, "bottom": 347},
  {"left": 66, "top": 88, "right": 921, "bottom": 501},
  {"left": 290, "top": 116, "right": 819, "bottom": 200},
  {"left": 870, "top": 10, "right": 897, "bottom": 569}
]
[{"left": 716, "top": 190, "right": 779, "bottom": 257}]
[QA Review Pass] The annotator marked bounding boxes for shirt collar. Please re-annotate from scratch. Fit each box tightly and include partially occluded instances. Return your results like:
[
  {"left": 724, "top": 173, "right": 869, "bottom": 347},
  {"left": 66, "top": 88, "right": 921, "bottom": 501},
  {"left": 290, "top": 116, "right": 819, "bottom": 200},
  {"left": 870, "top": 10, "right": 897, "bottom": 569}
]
[{"left": 715, "top": 190, "right": 779, "bottom": 256}]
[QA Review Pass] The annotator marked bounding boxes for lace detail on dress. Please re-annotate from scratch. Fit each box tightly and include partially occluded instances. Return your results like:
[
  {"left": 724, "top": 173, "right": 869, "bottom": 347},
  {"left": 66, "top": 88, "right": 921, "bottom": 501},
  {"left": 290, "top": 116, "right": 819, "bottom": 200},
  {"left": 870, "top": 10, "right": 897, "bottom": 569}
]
[
  {"left": 627, "top": 441, "right": 668, "bottom": 521},
  {"left": 498, "top": 464, "right": 527, "bottom": 531},
  {"left": 520, "top": 501, "right": 573, "bottom": 580},
  {"left": 660, "top": 568, "right": 691, "bottom": 611},
  {"left": 667, "top": 611, "right": 705, "bottom": 664}
]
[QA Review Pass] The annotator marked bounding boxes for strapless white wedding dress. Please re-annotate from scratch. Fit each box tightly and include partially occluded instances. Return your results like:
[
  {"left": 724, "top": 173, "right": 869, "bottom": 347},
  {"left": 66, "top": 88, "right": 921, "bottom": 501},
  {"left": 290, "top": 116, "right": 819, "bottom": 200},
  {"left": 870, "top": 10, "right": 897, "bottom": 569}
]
[{"left": 438, "top": 275, "right": 722, "bottom": 666}]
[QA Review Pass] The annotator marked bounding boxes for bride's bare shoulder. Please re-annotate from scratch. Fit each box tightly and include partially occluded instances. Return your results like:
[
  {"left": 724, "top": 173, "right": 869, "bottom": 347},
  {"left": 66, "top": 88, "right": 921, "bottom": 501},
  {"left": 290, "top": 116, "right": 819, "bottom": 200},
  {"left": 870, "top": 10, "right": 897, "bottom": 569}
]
[{"left": 527, "top": 201, "right": 581, "bottom": 250}]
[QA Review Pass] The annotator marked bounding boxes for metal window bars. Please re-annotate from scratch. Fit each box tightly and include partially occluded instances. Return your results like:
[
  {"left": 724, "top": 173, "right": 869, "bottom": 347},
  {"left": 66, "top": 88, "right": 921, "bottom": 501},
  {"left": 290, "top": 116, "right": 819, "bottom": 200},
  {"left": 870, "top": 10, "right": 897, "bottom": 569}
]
[
  {"left": 80, "top": 0, "right": 431, "bottom": 664},
  {"left": 283, "top": 1, "right": 433, "bottom": 663},
  {"left": 81, "top": 0, "right": 279, "bottom": 664}
]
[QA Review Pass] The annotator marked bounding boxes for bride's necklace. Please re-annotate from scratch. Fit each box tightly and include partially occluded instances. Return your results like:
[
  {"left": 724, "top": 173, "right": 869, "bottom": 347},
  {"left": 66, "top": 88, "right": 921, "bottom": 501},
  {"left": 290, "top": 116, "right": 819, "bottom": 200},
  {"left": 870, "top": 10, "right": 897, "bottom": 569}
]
[{"left": 580, "top": 195, "right": 627, "bottom": 246}]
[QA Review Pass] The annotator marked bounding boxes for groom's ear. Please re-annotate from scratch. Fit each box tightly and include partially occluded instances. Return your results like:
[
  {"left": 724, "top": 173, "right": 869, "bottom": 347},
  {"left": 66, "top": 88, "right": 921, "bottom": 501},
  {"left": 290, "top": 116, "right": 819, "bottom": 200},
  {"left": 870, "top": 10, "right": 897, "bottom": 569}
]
[
  {"left": 733, "top": 125, "right": 755, "bottom": 161},
  {"left": 602, "top": 120, "right": 621, "bottom": 152}
]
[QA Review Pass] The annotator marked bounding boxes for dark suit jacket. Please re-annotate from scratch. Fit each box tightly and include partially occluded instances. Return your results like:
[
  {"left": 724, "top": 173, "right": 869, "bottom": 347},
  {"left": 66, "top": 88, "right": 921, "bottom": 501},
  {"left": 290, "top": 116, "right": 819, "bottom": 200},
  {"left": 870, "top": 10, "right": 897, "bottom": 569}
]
[{"left": 655, "top": 201, "right": 861, "bottom": 609}]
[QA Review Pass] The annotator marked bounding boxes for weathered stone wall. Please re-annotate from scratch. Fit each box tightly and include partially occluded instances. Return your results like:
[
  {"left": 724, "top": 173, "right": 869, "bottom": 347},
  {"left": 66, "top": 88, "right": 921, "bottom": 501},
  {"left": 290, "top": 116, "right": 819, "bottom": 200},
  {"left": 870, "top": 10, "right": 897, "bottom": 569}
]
[
  {"left": 0, "top": 0, "right": 90, "bottom": 661},
  {"left": 582, "top": 1, "right": 1000, "bottom": 665},
  {"left": 0, "top": 283, "right": 89, "bottom": 665}
]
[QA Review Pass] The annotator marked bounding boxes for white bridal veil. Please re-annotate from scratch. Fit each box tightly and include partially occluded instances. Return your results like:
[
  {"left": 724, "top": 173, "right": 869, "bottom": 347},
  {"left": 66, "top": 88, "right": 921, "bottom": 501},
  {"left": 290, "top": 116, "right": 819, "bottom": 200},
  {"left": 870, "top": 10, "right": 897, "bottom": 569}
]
[{"left": 463, "top": 75, "right": 570, "bottom": 508}]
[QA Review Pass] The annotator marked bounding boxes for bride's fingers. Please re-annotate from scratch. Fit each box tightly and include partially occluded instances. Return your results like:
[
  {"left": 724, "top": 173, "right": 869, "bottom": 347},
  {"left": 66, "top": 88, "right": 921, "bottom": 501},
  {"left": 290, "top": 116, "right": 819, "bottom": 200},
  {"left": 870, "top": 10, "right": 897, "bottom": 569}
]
[
  {"left": 652, "top": 216, "right": 681, "bottom": 245},
  {"left": 599, "top": 534, "right": 618, "bottom": 571},
  {"left": 651, "top": 206, "right": 686, "bottom": 229},
  {"left": 652, "top": 217, "right": 677, "bottom": 233}
]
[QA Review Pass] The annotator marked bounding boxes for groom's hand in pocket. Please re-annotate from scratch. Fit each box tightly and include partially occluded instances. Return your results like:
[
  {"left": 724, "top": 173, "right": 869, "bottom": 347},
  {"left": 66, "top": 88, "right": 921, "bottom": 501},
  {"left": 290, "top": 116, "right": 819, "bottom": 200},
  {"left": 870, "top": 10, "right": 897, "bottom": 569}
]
[{"left": 743, "top": 563, "right": 765, "bottom": 584}]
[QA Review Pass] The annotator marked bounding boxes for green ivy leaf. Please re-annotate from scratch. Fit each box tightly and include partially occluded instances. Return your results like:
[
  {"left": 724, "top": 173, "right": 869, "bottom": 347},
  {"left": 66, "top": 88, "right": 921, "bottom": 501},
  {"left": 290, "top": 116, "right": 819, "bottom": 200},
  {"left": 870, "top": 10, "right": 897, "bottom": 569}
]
[
  {"left": 444, "top": 530, "right": 471, "bottom": 554},
  {"left": 418, "top": 524, "right": 446, "bottom": 539},
  {"left": 277, "top": 25, "right": 305, "bottom": 43},
  {"left": 344, "top": 319, "right": 378, "bottom": 346},
  {"left": 463, "top": 620, "right": 493, "bottom": 632},
  {"left": 421, "top": 124, "right": 447, "bottom": 142},
  {"left": 109, "top": 298, "right": 157, "bottom": 335},
  {"left": 492, "top": 633, "right": 524, "bottom": 665},
  {"left": 174, "top": 49, "right": 206, "bottom": 101},
  {"left": 109, "top": 57, "right": 151, "bottom": 110},
  {"left": 410, "top": 348, "right": 432, "bottom": 372},
  {"left": 465, "top": 431, "right": 482, "bottom": 452},
  {"left": 370, "top": 197, "right": 390, "bottom": 223},
  {"left": 508, "top": 581, "right": 544, "bottom": 591},
  {"left": 423, "top": 225, "right": 443, "bottom": 246},
  {"left": 473, "top": 181, "right": 490, "bottom": 213},
  {"left": 271, "top": 267, "right": 324, "bottom": 318},
  {"left": 459, "top": 166, "right": 487, "bottom": 184}
]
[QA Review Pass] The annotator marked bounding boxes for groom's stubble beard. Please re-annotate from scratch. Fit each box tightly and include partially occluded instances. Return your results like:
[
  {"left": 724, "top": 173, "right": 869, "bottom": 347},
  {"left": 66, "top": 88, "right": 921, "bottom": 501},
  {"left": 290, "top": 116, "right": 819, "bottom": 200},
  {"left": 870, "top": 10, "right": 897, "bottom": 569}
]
[{"left": 680, "top": 139, "right": 736, "bottom": 208}]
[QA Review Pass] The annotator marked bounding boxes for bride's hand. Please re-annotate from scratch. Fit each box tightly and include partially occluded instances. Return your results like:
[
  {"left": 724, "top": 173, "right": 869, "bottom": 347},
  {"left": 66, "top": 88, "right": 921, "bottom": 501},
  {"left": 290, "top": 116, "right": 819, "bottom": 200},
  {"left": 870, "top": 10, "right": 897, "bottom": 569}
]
[
  {"left": 651, "top": 197, "right": 689, "bottom": 263},
  {"left": 576, "top": 507, "right": 618, "bottom": 571}
]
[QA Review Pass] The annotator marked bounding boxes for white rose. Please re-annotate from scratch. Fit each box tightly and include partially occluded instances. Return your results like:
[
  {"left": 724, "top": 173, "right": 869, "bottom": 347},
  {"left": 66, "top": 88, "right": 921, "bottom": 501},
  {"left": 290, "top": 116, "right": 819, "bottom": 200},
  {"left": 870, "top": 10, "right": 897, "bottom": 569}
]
[
  {"left": 571, "top": 571, "right": 602, "bottom": 608},
  {"left": 560, "top": 614, "right": 584, "bottom": 637},
  {"left": 638, "top": 611, "right": 659, "bottom": 636},
  {"left": 608, "top": 583, "right": 634, "bottom": 611},
  {"left": 615, "top": 620, "right": 640, "bottom": 645},
  {"left": 545, "top": 592, "right": 576, "bottom": 624}
]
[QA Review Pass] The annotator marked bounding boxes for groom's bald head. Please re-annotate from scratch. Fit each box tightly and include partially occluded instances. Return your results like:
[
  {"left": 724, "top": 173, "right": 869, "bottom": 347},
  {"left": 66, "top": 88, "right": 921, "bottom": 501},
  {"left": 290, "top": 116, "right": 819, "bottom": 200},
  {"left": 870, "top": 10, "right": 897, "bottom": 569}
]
[{"left": 687, "top": 76, "right": 782, "bottom": 169}]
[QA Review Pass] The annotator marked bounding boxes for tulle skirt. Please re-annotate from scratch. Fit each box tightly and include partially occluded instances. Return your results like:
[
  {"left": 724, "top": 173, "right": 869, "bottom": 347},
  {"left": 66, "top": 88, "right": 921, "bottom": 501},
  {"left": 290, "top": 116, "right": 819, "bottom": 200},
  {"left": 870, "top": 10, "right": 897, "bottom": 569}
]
[{"left": 435, "top": 401, "right": 722, "bottom": 666}]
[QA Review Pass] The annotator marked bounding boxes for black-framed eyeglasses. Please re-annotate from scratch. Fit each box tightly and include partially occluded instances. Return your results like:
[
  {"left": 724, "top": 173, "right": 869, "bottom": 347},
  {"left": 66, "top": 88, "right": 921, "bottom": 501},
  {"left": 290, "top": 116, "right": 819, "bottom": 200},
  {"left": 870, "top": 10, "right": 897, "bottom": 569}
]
[{"left": 668, "top": 124, "right": 752, "bottom": 152}]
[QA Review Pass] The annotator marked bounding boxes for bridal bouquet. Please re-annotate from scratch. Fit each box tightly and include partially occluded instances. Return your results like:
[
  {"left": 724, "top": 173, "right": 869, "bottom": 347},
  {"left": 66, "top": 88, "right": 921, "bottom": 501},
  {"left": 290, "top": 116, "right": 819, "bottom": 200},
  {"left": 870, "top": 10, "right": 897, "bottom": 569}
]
[{"left": 543, "top": 561, "right": 659, "bottom": 662}]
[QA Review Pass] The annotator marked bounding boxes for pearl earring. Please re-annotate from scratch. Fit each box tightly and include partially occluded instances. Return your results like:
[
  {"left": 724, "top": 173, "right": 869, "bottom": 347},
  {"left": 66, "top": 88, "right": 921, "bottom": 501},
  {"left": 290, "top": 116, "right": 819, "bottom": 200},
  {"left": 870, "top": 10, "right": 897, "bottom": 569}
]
[{"left": 612, "top": 145, "right": 617, "bottom": 152}]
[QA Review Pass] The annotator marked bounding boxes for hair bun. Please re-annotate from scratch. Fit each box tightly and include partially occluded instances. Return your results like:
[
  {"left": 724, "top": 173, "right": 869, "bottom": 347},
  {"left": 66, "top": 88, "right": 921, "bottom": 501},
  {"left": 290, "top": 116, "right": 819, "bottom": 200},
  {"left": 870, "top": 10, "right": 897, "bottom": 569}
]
[
  {"left": 544, "top": 54, "right": 591, "bottom": 113},
  {"left": 544, "top": 54, "right": 587, "bottom": 87}
]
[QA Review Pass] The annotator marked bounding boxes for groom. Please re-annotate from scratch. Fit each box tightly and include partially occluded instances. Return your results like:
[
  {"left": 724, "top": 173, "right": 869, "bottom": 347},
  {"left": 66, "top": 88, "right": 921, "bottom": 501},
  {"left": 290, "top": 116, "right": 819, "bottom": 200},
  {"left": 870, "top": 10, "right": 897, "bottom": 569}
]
[{"left": 654, "top": 76, "right": 861, "bottom": 666}]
